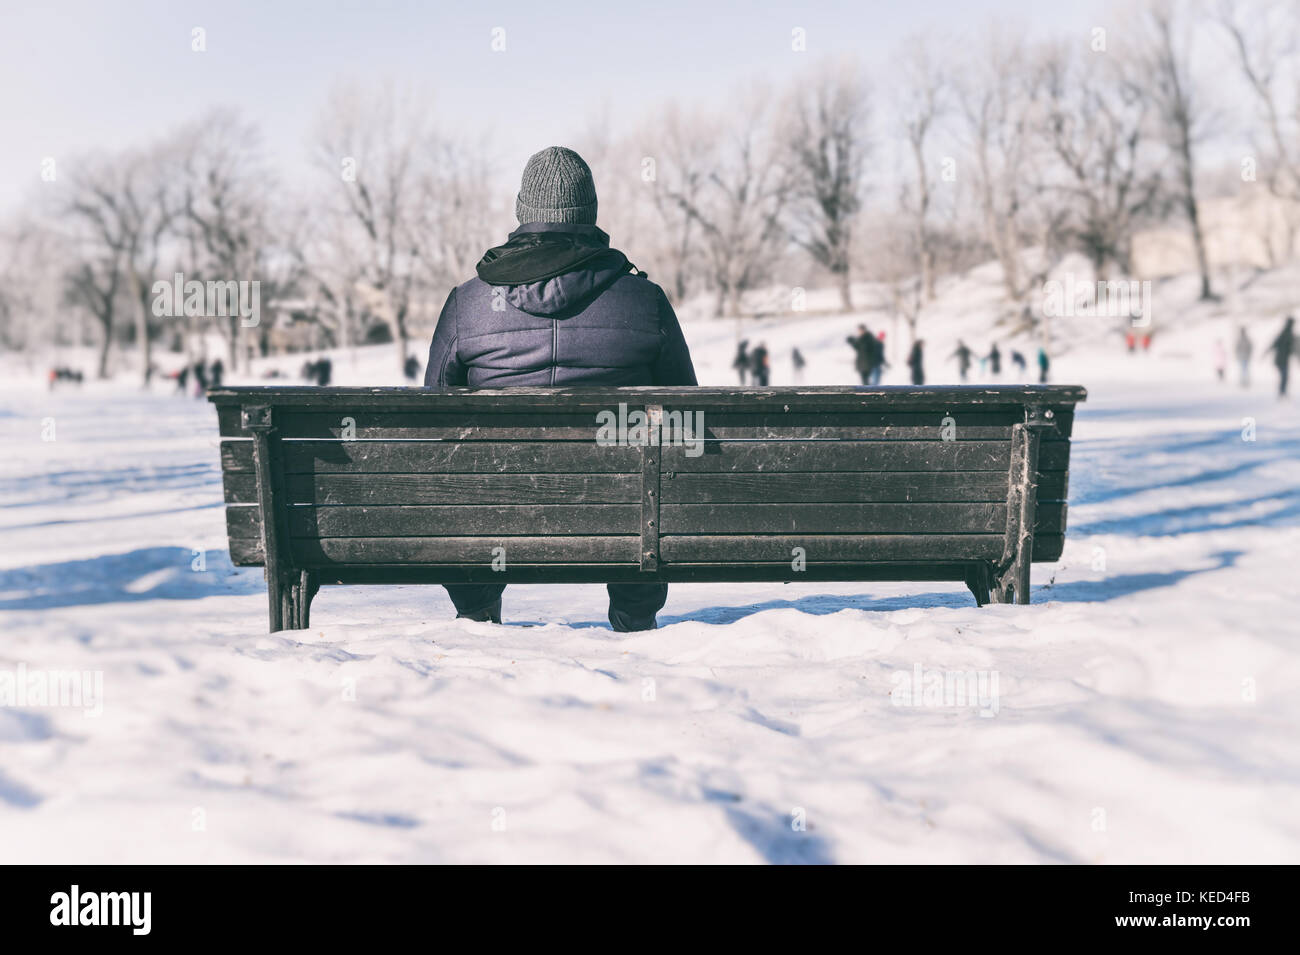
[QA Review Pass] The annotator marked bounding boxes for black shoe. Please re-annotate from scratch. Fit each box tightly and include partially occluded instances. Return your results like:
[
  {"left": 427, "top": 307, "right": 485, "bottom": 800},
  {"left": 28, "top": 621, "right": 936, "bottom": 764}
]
[
  {"left": 609, "top": 611, "right": 657, "bottom": 633},
  {"left": 457, "top": 599, "right": 502, "bottom": 624}
]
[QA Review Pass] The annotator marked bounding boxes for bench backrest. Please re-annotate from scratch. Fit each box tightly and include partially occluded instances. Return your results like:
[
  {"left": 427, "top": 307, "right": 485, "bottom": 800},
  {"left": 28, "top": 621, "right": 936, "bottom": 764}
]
[{"left": 210, "top": 385, "right": 1084, "bottom": 586}]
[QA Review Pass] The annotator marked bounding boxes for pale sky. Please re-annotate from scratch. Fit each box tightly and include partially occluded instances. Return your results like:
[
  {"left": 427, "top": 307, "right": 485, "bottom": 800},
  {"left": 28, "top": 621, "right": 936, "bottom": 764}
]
[{"left": 0, "top": 0, "right": 1145, "bottom": 214}]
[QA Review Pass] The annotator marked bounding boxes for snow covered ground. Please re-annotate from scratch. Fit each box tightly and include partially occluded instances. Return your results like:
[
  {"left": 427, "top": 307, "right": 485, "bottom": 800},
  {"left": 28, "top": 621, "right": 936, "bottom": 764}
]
[{"left": 2, "top": 266, "right": 1299, "bottom": 863}]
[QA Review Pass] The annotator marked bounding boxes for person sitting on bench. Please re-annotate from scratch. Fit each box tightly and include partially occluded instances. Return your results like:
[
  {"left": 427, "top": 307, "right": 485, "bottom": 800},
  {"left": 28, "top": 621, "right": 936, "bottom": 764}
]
[{"left": 423, "top": 146, "right": 698, "bottom": 631}]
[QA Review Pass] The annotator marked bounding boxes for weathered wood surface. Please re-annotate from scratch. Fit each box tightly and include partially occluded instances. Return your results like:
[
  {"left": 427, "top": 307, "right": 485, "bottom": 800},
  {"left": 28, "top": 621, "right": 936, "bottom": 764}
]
[
  {"left": 219, "top": 437, "right": 1071, "bottom": 475},
  {"left": 209, "top": 384, "right": 1085, "bottom": 626},
  {"left": 222, "top": 470, "right": 1070, "bottom": 506},
  {"left": 227, "top": 534, "right": 1067, "bottom": 569},
  {"left": 208, "top": 384, "right": 1087, "bottom": 411},
  {"left": 223, "top": 501, "right": 1069, "bottom": 540},
  {"left": 217, "top": 405, "right": 1073, "bottom": 441}
]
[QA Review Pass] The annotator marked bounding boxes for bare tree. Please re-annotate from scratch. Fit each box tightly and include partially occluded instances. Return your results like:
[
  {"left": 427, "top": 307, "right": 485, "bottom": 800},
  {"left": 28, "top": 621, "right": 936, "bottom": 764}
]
[
  {"left": 1218, "top": 0, "right": 1300, "bottom": 259},
  {"left": 1218, "top": 0, "right": 1300, "bottom": 197},
  {"left": 1036, "top": 41, "right": 1163, "bottom": 277},
  {"left": 638, "top": 105, "right": 710, "bottom": 303},
  {"left": 0, "top": 219, "right": 66, "bottom": 356},
  {"left": 62, "top": 258, "right": 122, "bottom": 378},
  {"left": 958, "top": 31, "right": 1040, "bottom": 304},
  {"left": 895, "top": 38, "right": 947, "bottom": 302},
  {"left": 62, "top": 149, "right": 176, "bottom": 383},
  {"left": 1134, "top": 0, "right": 1217, "bottom": 299},
  {"left": 313, "top": 83, "right": 439, "bottom": 369},
  {"left": 413, "top": 135, "right": 502, "bottom": 299},
  {"left": 659, "top": 91, "right": 790, "bottom": 317},
  {"left": 175, "top": 110, "right": 274, "bottom": 371},
  {"left": 781, "top": 62, "right": 871, "bottom": 311}
]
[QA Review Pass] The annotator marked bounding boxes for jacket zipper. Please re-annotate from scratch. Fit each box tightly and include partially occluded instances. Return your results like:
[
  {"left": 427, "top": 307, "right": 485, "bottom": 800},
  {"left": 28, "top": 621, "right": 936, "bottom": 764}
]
[{"left": 550, "top": 319, "right": 558, "bottom": 385}]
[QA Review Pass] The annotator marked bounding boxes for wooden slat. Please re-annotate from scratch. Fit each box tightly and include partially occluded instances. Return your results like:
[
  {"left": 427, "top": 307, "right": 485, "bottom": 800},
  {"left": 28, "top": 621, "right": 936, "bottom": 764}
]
[
  {"left": 662, "top": 441, "right": 1070, "bottom": 472},
  {"left": 230, "top": 537, "right": 264, "bottom": 565},
  {"left": 659, "top": 503, "right": 1007, "bottom": 534},
  {"left": 281, "top": 473, "right": 642, "bottom": 505},
  {"left": 218, "top": 407, "right": 635, "bottom": 440},
  {"left": 208, "top": 384, "right": 1088, "bottom": 412},
  {"left": 226, "top": 504, "right": 261, "bottom": 538},
  {"left": 666, "top": 410, "right": 1073, "bottom": 440},
  {"left": 225, "top": 501, "right": 1068, "bottom": 541},
  {"left": 660, "top": 471, "right": 1028, "bottom": 503},
  {"left": 217, "top": 406, "right": 1074, "bottom": 441},
  {"left": 294, "top": 505, "right": 636, "bottom": 537},
  {"left": 223, "top": 472, "right": 258, "bottom": 504},
  {"left": 231, "top": 470, "right": 1067, "bottom": 507},
  {"left": 291, "top": 536, "right": 640, "bottom": 564},
  {"left": 221, "top": 440, "right": 254, "bottom": 472},
  {"left": 222, "top": 440, "right": 642, "bottom": 474},
  {"left": 312, "top": 561, "right": 989, "bottom": 585},
  {"left": 284, "top": 441, "right": 640, "bottom": 474},
  {"left": 1031, "top": 534, "right": 1065, "bottom": 561},
  {"left": 660, "top": 534, "right": 1005, "bottom": 562},
  {"left": 229, "top": 541, "right": 1070, "bottom": 575}
]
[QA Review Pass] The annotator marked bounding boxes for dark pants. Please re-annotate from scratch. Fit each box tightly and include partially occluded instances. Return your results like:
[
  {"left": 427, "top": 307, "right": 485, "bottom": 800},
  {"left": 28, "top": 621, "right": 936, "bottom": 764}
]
[
  {"left": 444, "top": 582, "right": 669, "bottom": 632},
  {"left": 1280, "top": 361, "right": 1290, "bottom": 396}
]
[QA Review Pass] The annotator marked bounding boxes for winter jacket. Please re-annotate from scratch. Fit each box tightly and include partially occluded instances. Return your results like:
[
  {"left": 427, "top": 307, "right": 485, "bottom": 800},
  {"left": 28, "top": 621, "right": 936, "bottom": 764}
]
[{"left": 424, "top": 222, "right": 697, "bottom": 388}]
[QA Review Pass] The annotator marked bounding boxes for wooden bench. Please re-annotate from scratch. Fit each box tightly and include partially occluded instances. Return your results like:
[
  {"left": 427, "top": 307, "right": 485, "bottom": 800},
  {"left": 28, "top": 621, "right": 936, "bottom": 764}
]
[{"left": 209, "top": 385, "right": 1086, "bottom": 632}]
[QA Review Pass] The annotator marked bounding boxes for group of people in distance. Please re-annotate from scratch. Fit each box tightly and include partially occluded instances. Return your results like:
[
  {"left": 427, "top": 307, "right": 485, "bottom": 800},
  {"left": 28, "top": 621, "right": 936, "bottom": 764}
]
[
  {"left": 170, "top": 358, "right": 224, "bottom": 396},
  {"left": 46, "top": 366, "right": 85, "bottom": 389},
  {"left": 300, "top": 356, "right": 333, "bottom": 386},
  {"left": 1214, "top": 317, "right": 1297, "bottom": 396},
  {"left": 947, "top": 340, "right": 1050, "bottom": 384},
  {"left": 731, "top": 340, "right": 773, "bottom": 386},
  {"left": 729, "top": 324, "right": 1049, "bottom": 388}
]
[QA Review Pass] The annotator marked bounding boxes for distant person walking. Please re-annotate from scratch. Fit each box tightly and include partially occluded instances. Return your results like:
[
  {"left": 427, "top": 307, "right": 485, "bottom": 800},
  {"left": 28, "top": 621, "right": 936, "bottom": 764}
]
[
  {"left": 749, "top": 342, "right": 770, "bottom": 386},
  {"left": 175, "top": 365, "right": 189, "bottom": 394},
  {"left": 1037, "top": 347, "right": 1051, "bottom": 384},
  {"left": 986, "top": 343, "right": 1002, "bottom": 380},
  {"left": 791, "top": 347, "right": 806, "bottom": 384},
  {"left": 949, "top": 340, "right": 973, "bottom": 382},
  {"left": 1010, "top": 350, "right": 1027, "bottom": 376},
  {"left": 1213, "top": 339, "right": 1227, "bottom": 382},
  {"left": 1235, "top": 327, "right": 1253, "bottom": 387},
  {"left": 210, "top": 358, "right": 224, "bottom": 389},
  {"left": 907, "top": 340, "right": 925, "bottom": 385},
  {"left": 404, "top": 354, "right": 420, "bottom": 381},
  {"left": 847, "top": 324, "right": 876, "bottom": 385},
  {"left": 869, "top": 332, "right": 887, "bottom": 385},
  {"left": 733, "top": 340, "right": 750, "bottom": 385},
  {"left": 192, "top": 361, "right": 208, "bottom": 397},
  {"left": 1265, "top": 316, "right": 1296, "bottom": 396}
]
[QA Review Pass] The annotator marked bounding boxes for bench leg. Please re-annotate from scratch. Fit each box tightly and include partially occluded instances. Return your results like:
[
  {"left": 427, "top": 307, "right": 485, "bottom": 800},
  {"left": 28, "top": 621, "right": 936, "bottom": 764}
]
[
  {"left": 266, "top": 569, "right": 318, "bottom": 632},
  {"left": 965, "top": 563, "right": 992, "bottom": 607},
  {"left": 263, "top": 568, "right": 281, "bottom": 632},
  {"left": 295, "top": 570, "right": 318, "bottom": 629},
  {"left": 274, "top": 569, "right": 318, "bottom": 632},
  {"left": 991, "top": 420, "right": 1042, "bottom": 606},
  {"left": 991, "top": 558, "right": 1029, "bottom": 604}
]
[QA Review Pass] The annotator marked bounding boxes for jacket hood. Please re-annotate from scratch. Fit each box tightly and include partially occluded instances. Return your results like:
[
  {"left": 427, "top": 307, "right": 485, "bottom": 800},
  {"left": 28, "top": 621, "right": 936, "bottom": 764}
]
[{"left": 476, "top": 223, "right": 632, "bottom": 317}]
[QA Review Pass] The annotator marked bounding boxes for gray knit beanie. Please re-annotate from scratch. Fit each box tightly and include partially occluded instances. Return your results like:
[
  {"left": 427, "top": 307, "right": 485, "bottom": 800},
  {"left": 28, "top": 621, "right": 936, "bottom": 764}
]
[{"left": 515, "top": 146, "right": 598, "bottom": 225}]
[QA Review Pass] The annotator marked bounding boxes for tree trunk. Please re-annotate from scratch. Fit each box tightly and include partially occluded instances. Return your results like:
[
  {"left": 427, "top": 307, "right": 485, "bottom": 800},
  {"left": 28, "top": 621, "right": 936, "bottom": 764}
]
[
  {"left": 97, "top": 321, "right": 113, "bottom": 379},
  {"left": 1187, "top": 194, "right": 1213, "bottom": 300},
  {"left": 837, "top": 267, "right": 853, "bottom": 312},
  {"left": 130, "top": 270, "right": 152, "bottom": 388}
]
